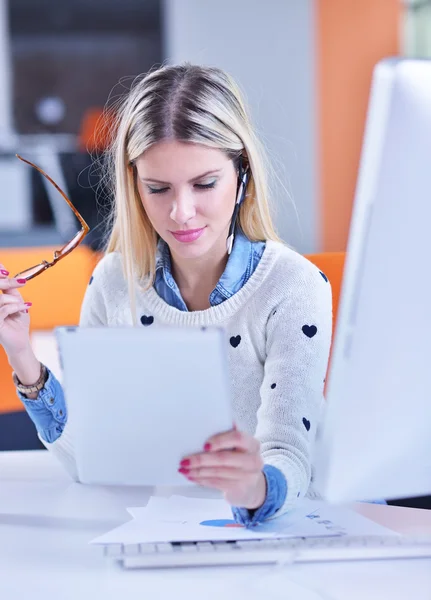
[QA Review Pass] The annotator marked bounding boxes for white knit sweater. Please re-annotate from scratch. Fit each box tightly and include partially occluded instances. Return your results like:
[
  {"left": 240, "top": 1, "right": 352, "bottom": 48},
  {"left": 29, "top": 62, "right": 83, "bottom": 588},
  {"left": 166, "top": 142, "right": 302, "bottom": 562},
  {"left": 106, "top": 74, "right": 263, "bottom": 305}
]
[{"left": 44, "top": 240, "right": 332, "bottom": 517}]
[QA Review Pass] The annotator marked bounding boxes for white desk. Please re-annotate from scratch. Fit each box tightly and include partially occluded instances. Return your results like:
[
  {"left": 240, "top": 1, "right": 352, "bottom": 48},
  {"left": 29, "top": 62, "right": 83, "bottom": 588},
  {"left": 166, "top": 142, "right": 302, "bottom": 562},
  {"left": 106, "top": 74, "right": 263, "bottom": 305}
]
[{"left": 1, "top": 450, "right": 431, "bottom": 600}]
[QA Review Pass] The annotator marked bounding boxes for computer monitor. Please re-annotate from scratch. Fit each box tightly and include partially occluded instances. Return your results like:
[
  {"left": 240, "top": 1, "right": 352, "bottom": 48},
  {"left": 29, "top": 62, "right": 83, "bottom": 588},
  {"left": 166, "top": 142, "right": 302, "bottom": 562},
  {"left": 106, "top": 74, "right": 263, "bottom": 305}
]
[{"left": 315, "top": 58, "right": 431, "bottom": 503}]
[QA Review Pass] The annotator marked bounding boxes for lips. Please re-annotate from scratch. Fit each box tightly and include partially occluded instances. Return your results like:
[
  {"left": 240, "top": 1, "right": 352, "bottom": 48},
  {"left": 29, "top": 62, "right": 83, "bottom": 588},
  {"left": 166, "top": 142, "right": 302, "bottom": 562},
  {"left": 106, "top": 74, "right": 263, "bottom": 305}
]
[{"left": 170, "top": 227, "right": 206, "bottom": 243}]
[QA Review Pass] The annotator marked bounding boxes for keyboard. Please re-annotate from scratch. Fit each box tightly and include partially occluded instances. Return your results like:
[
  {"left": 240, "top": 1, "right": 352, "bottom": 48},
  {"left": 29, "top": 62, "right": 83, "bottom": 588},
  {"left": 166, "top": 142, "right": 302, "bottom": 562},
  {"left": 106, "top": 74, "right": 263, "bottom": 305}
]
[{"left": 104, "top": 535, "right": 431, "bottom": 569}]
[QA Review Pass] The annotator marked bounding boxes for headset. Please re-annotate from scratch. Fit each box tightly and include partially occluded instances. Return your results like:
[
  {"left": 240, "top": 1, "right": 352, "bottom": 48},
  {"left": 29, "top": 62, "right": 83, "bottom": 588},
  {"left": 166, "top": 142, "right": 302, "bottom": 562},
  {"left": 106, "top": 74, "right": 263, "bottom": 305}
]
[{"left": 226, "top": 156, "right": 250, "bottom": 255}]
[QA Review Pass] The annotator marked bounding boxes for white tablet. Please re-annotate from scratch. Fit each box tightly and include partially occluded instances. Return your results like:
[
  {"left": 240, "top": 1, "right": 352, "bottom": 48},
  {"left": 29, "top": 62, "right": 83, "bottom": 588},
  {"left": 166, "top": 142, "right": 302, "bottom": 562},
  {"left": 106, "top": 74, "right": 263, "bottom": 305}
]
[{"left": 55, "top": 326, "right": 233, "bottom": 486}]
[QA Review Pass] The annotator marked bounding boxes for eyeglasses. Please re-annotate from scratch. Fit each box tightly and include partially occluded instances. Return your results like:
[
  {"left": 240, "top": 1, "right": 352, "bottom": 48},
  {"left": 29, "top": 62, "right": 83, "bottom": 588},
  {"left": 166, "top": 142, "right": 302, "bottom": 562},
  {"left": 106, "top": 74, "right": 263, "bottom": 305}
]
[{"left": 13, "top": 154, "right": 90, "bottom": 282}]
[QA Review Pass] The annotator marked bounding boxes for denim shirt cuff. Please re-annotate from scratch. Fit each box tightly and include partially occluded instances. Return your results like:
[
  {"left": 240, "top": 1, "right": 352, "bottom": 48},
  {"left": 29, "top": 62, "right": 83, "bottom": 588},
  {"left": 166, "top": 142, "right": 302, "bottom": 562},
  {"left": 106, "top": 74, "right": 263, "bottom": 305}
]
[
  {"left": 17, "top": 368, "right": 67, "bottom": 443},
  {"left": 231, "top": 464, "right": 288, "bottom": 526}
]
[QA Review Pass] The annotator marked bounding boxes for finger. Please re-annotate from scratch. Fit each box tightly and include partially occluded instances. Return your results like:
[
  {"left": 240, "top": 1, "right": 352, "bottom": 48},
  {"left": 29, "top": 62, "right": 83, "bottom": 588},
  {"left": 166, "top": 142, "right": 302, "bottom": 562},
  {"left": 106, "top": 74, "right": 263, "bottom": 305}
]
[
  {"left": 187, "top": 476, "right": 229, "bottom": 491},
  {"left": 0, "top": 294, "right": 27, "bottom": 307},
  {"left": 0, "top": 286, "right": 24, "bottom": 303},
  {"left": 0, "top": 277, "right": 27, "bottom": 295},
  {"left": 0, "top": 268, "right": 24, "bottom": 299},
  {"left": 181, "top": 450, "right": 263, "bottom": 472},
  {"left": 184, "top": 466, "right": 246, "bottom": 480},
  {"left": 0, "top": 302, "right": 31, "bottom": 320},
  {"left": 205, "top": 429, "right": 260, "bottom": 454}
]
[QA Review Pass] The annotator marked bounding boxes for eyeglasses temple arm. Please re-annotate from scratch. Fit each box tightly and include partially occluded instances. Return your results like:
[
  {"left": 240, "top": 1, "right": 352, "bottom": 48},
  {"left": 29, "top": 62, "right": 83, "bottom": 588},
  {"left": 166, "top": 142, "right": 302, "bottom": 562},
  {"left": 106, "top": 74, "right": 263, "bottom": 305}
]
[{"left": 16, "top": 153, "right": 90, "bottom": 233}]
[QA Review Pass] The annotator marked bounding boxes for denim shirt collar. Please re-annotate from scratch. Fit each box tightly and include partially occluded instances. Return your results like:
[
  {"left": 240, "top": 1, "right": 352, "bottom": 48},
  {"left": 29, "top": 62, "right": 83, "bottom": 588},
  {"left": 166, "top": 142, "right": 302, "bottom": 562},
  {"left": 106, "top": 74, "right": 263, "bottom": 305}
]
[{"left": 155, "top": 229, "right": 260, "bottom": 311}]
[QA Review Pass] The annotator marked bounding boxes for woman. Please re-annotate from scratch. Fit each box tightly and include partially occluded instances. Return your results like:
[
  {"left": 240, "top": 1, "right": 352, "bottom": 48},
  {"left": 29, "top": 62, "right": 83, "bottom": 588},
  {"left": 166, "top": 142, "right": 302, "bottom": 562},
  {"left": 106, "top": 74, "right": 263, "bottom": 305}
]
[{"left": 0, "top": 64, "right": 332, "bottom": 525}]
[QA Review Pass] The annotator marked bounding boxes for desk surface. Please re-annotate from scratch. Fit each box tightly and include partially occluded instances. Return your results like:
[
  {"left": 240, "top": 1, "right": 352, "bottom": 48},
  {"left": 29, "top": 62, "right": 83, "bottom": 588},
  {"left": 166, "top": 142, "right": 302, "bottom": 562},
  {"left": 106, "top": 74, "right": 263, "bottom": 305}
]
[{"left": 1, "top": 450, "right": 430, "bottom": 600}]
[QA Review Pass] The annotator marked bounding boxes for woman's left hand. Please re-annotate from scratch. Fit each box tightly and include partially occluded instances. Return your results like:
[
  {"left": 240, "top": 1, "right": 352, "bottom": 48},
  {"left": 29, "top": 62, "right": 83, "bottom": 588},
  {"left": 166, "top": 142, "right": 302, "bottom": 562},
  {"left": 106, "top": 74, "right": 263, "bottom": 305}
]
[{"left": 179, "top": 428, "right": 267, "bottom": 509}]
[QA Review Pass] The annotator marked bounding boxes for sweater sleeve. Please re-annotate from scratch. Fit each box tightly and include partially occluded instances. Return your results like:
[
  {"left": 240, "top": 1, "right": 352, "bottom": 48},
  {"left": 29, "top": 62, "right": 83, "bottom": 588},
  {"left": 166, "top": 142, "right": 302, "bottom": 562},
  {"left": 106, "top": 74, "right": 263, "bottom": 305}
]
[
  {"left": 39, "top": 258, "right": 108, "bottom": 481},
  {"left": 255, "top": 261, "right": 332, "bottom": 518}
]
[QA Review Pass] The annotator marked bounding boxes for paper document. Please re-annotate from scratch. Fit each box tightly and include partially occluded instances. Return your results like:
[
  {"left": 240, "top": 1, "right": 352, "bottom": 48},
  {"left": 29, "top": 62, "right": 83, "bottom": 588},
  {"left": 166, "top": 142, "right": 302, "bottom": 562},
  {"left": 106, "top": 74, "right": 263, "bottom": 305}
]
[
  {"left": 128, "top": 495, "right": 319, "bottom": 524},
  {"left": 90, "top": 495, "right": 397, "bottom": 546},
  {"left": 91, "top": 497, "right": 323, "bottom": 545}
]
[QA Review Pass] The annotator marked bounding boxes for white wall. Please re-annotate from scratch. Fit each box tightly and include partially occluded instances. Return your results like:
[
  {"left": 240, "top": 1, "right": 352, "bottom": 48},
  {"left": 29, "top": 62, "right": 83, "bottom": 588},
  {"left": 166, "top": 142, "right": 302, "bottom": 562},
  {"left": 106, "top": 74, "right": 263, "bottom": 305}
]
[{"left": 163, "top": 0, "right": 319, "bottom": 252}]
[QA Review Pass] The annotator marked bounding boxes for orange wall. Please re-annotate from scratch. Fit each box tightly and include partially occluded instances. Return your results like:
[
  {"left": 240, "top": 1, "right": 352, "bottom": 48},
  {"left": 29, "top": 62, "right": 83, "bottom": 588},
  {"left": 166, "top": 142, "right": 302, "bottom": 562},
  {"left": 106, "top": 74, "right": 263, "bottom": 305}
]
[{"left": 317, "top": 0, "right": 401, "bottom": 251}]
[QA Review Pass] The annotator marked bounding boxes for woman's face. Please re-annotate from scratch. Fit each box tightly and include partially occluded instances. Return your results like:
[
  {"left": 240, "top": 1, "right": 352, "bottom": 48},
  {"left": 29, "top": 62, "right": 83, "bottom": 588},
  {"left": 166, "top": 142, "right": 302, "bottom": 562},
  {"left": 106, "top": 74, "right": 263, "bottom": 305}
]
[{"left": 135, "top": 140, "right": 238, "bottom": 262}]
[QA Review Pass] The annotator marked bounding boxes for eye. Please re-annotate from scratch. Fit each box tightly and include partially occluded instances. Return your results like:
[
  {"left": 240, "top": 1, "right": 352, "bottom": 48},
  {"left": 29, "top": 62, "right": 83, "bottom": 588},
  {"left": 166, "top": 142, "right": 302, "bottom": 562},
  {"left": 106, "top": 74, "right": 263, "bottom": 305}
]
[
  {"left": 194, "top": 181, "right": 216, "bottom": 191},
  {"left": 148, "top": 186, "right": 169, "bottom": 195}
]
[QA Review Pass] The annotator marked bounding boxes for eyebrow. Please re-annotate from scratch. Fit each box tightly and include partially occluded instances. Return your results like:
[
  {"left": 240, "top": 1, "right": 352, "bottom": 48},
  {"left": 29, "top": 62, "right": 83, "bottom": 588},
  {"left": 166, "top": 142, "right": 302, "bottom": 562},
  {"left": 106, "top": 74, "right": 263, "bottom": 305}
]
[{"left": 140, "top": 168, "right": 223, "bottom": 185}]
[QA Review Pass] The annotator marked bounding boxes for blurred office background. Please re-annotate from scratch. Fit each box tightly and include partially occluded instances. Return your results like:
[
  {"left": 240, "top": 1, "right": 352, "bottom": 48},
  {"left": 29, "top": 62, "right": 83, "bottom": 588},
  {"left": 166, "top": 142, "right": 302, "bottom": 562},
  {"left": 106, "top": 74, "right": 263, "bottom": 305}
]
[
  {"left": 1, "top": 0, "right": 426, "bottom": 255},
  {"left": 1, "top": 0, "right": 416, "bottom": 255},
  {"left": 0, "top": 0, "right": 429, "bottom": 508}
]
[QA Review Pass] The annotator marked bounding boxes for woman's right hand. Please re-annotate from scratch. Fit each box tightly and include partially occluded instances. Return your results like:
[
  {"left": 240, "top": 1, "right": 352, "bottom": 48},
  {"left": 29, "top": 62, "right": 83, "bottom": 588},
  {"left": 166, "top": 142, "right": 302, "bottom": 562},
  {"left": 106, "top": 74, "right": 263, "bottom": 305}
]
[{"left": 0, "top": 264, "right": 33, "bottom": 359}]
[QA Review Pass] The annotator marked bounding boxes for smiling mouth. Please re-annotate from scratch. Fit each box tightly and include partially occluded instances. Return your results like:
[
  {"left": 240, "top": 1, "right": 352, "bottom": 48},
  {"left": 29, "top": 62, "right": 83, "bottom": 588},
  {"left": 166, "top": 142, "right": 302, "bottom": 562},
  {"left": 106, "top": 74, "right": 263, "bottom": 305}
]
[{"left": 170, "top": 227, "right": 206, "bottom": 243}]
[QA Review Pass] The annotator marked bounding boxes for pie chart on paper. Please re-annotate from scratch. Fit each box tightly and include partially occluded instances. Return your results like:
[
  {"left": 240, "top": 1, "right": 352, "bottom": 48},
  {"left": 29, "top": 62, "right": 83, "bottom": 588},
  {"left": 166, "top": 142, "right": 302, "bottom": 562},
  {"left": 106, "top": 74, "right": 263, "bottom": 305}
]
[{"left": 200, "top": 519, "right": 245, "bottom": 528}]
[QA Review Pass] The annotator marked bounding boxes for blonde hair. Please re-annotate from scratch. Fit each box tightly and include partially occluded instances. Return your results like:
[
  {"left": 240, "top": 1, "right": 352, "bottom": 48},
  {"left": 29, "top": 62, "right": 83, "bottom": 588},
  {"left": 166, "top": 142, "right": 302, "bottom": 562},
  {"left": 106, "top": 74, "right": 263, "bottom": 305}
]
[{"left": 103, "top": 63, "right": 281, "bottom": 323}]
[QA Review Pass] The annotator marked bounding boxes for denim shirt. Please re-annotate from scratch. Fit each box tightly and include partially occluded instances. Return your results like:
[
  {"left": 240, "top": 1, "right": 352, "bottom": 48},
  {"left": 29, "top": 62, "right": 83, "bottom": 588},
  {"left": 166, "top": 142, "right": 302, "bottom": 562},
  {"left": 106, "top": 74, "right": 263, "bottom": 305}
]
[
  {"left": 154, "top": 229, "right": 264, "bottom": 310},
  {"left": 18, "top": 229, "right": 289, "bottom": 525}
]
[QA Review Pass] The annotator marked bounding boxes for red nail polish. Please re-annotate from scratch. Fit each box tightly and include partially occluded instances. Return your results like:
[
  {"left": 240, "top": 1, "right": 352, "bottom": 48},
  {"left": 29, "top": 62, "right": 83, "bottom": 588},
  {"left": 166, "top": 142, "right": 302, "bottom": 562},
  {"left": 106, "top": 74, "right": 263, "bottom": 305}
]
[
  {"left": 180, "top": 459, "right": 190, "bottom": 467},
  {"left": 1, "top": 270, "right": 9, "bottom": 275},
  {"left": 17, "top": 279, "right": 27, "bottom": 284},
  {"left": 25, "top": 302, "right": 32, "bottom": 306},
  {"left": 204, "top": 443, "right": 212, "bottom": 452},
  {"left": 178, "top": 467, "right": 190, "bottom": 475}
]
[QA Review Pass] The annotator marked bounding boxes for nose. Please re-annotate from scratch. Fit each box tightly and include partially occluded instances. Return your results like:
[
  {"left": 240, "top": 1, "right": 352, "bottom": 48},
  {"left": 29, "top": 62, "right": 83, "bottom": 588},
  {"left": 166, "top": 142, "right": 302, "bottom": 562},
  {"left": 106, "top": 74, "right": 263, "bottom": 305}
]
[{"left": 170, "top": 191, "right": 196, "bottom": 225}]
